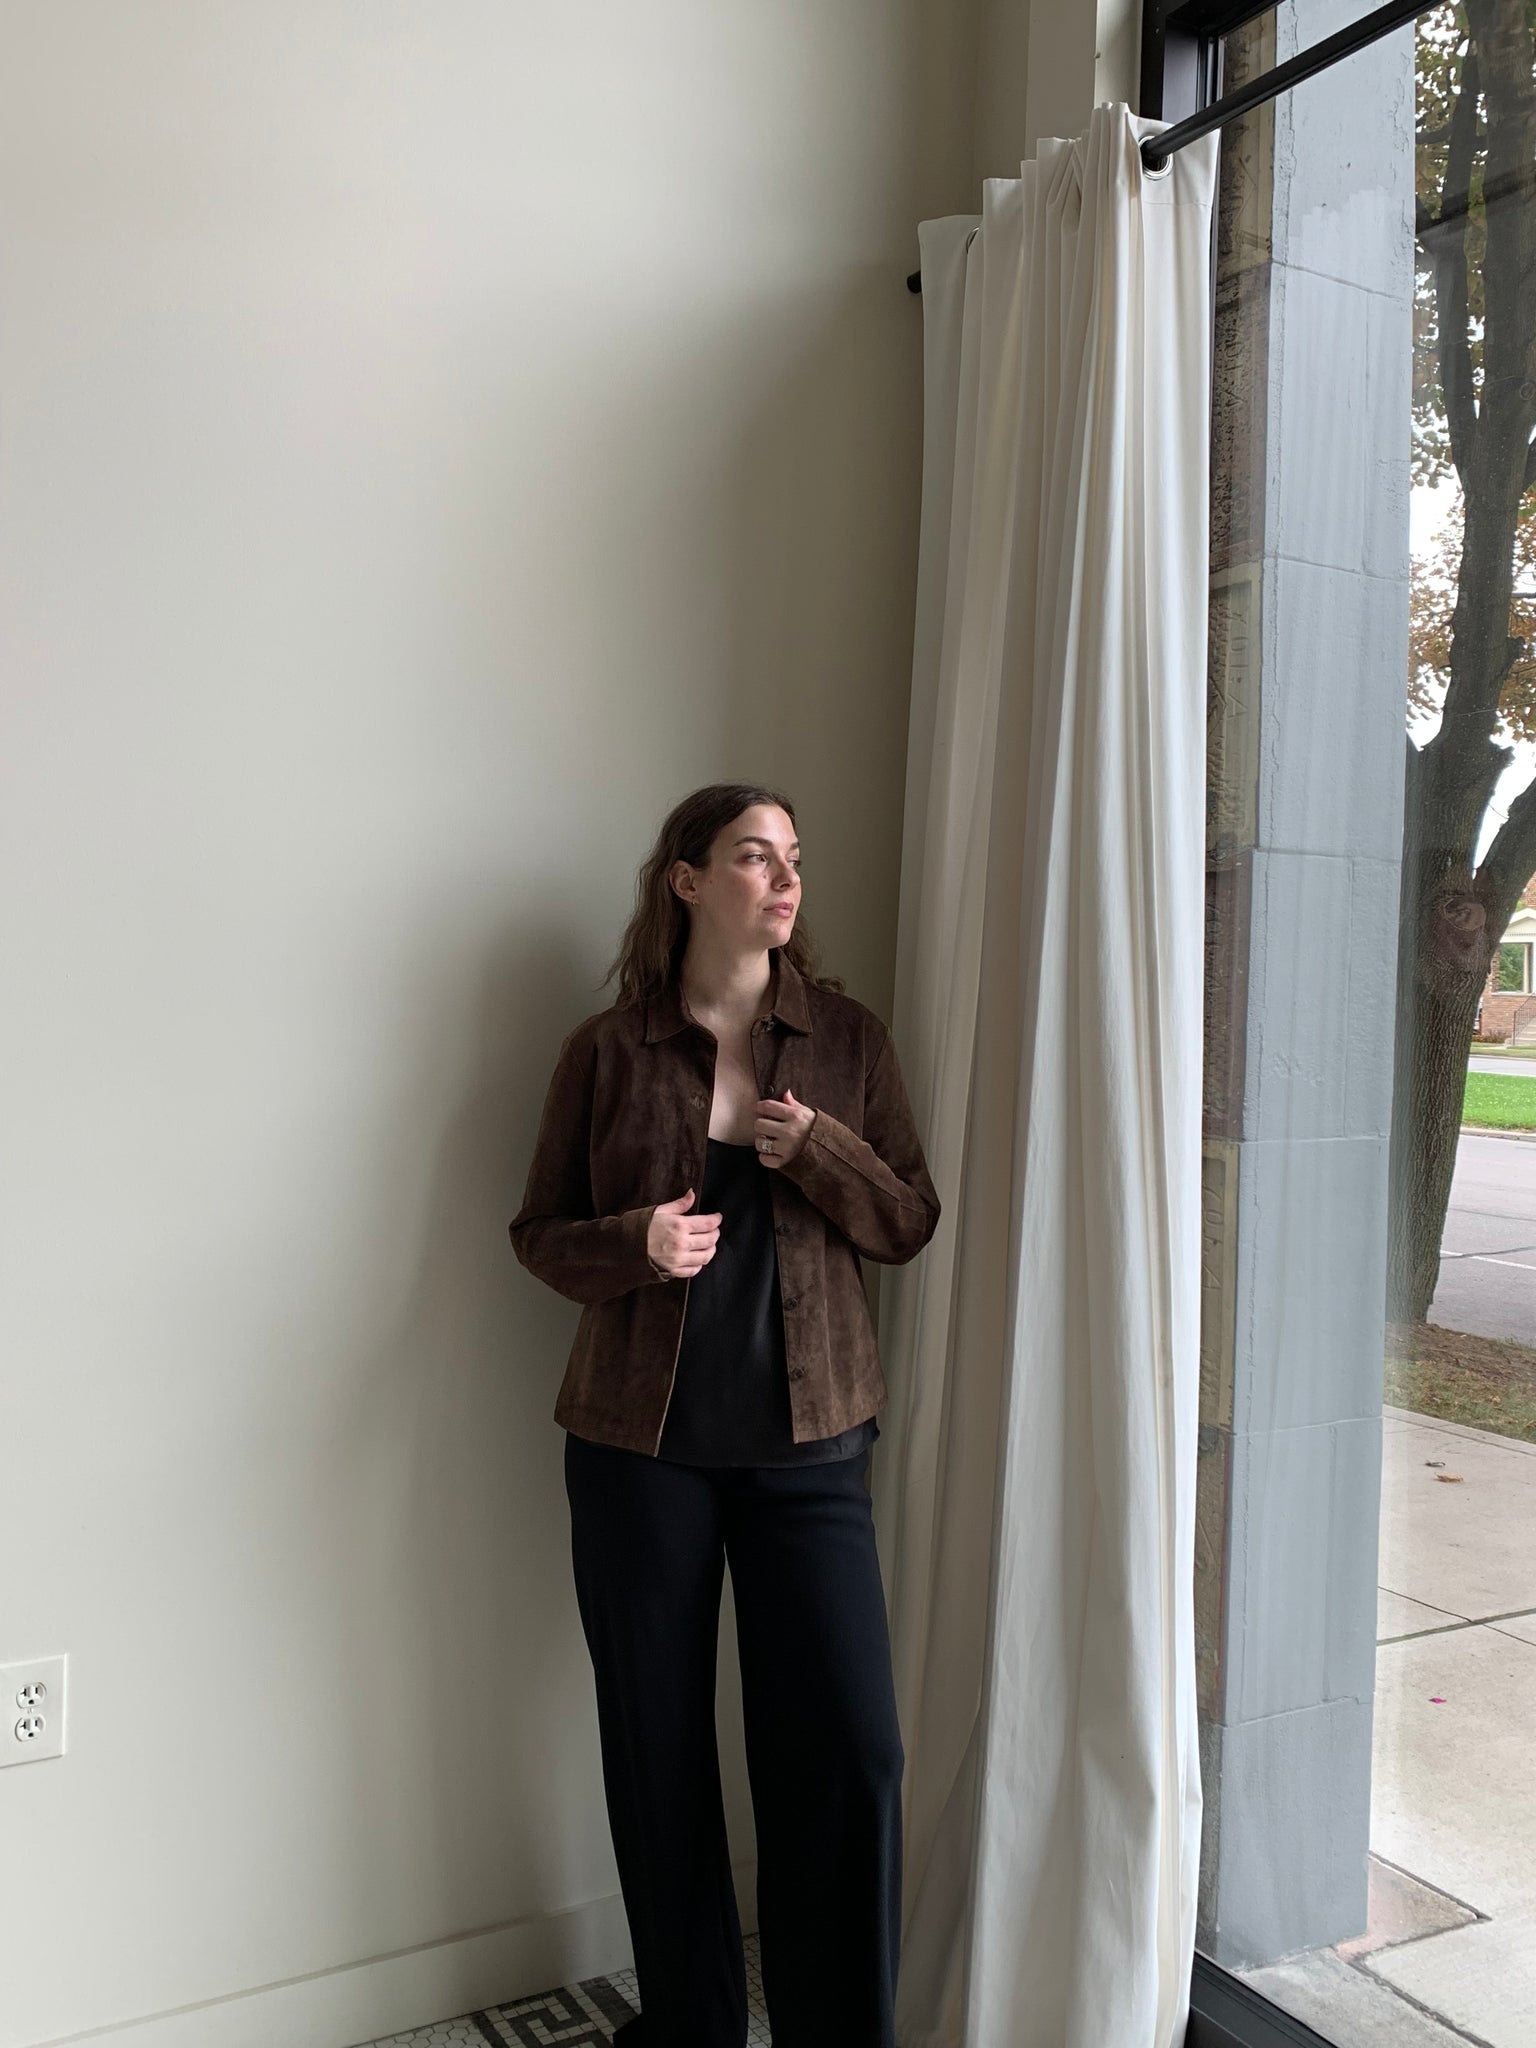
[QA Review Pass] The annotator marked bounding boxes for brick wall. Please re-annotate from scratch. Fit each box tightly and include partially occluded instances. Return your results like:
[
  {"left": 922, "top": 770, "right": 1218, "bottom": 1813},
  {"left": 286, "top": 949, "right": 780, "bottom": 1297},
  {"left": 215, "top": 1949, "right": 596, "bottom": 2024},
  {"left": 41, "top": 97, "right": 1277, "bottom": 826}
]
[
  {"left": 1474, "top": 874, "right": 1536, "bottom": 1039},
  {"left": 1477, "top": 991, "right": 1525, "bottom": 1041}
]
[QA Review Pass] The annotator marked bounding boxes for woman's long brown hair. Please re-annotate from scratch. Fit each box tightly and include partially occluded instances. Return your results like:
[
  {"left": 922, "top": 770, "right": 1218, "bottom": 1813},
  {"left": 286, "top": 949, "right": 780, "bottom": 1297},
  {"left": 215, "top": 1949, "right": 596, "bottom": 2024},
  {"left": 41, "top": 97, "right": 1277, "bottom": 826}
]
[{"left": 602, "top": 782, "right": 845, "bottom": 1008}]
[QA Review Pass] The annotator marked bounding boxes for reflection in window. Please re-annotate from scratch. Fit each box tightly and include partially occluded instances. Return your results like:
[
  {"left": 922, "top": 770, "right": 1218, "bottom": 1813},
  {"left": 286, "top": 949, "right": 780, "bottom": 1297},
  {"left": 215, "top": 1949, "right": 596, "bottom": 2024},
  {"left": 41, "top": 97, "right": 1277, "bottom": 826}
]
[{"left": 1197, "top": 3, "right": 1536, "bottom": 2044}]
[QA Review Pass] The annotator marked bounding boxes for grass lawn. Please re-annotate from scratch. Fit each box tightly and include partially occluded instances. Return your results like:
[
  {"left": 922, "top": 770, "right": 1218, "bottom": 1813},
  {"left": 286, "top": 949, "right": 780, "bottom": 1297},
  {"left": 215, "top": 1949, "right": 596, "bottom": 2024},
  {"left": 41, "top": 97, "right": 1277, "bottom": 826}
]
[
  {"left": 1385, "top": 1319, "right": 1536, "bottom": 1443},
  {"left": 1468, "top": 1042, "right": 1536, "bottom": 1058},
  {"left": 1463, "top": 1069, "right": 1536, "bottom": 1128}
]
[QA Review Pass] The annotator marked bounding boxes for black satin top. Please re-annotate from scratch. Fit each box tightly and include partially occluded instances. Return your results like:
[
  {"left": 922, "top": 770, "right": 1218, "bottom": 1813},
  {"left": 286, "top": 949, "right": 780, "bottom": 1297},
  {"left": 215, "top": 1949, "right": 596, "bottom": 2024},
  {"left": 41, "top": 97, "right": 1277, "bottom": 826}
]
[{"left": 655, "top": 1137, "right": 880, "bottom": 1467}]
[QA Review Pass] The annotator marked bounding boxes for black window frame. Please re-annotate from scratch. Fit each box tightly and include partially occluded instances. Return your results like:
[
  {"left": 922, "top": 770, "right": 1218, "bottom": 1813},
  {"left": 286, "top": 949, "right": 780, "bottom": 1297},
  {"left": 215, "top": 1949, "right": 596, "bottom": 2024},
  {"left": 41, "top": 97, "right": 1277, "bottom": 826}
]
[
  {"left": 1149, "top": 8, "right": 1351, "bottom": 2045},
  {"left": 1139, "top": 1, "right": 1273, "bottom": 126}
]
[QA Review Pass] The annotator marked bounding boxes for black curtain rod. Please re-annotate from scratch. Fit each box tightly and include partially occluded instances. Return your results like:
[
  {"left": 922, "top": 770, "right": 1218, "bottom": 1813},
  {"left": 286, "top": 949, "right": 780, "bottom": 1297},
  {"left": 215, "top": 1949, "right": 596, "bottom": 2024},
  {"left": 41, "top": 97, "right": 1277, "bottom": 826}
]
[
  {"left": 908, "top": 0, "right": 1448, "bottom": 291},
  {"left": 1139, "top": 0, "right": 1446, "bottom": 168}
]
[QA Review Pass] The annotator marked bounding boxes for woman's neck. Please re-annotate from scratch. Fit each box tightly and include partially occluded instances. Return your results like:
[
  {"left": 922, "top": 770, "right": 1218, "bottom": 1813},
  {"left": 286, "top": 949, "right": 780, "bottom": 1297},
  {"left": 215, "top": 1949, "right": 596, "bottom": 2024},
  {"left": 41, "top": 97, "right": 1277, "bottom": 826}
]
[{"left": 678, "top": 942, "right": 775, "bottom": 1032}]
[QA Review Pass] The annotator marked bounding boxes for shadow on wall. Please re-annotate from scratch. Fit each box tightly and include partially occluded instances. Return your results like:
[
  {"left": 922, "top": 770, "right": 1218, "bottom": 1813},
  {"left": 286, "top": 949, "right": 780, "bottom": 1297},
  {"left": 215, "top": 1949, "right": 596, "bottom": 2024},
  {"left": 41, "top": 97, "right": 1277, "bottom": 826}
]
[
  {"left": 272, "top": 263, "right": 923, "bottom": 1984},
  {"left": 325, "top": 929, "right": 606, "bottom": 1949}
]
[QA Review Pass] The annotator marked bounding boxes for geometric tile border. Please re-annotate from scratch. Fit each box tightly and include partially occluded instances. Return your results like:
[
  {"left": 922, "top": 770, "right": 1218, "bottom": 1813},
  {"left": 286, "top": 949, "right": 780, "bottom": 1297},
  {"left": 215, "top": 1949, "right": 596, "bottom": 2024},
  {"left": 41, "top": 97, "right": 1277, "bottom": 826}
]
[{"left": 357, "top": 1930, "right": 771, "bottom": 2048}]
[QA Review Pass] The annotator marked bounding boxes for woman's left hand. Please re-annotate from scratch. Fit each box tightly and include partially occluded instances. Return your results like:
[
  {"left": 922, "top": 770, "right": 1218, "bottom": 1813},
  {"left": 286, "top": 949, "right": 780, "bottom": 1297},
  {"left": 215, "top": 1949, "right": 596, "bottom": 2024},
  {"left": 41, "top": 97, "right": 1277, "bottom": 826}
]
[{"left": 755, "top": 1087, "right": 816, "bottom": 1169}]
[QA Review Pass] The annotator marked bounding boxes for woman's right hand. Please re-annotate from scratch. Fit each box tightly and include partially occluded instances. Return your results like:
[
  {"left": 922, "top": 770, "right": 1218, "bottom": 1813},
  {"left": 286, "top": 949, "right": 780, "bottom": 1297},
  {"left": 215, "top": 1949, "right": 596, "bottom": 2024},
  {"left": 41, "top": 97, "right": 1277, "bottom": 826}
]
[{"left": 646, "top": 1189, "right": 721, "bottom": 1279}]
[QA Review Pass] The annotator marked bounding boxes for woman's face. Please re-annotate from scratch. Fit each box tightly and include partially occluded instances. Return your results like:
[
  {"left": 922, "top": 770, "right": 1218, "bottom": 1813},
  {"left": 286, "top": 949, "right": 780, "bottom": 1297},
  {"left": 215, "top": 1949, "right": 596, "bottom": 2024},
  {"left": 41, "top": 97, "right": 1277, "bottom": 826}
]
[{"left": 678, "top": 803, "right": 801, "bottom": 951}]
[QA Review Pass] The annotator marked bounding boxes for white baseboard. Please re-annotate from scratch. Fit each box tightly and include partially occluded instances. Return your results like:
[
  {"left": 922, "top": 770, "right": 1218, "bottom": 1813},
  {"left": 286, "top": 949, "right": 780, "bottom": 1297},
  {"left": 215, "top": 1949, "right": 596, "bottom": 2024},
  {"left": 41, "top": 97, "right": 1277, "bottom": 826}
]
[{"left": 27, "top": 1862, "right": 760, "bottom": 2048}]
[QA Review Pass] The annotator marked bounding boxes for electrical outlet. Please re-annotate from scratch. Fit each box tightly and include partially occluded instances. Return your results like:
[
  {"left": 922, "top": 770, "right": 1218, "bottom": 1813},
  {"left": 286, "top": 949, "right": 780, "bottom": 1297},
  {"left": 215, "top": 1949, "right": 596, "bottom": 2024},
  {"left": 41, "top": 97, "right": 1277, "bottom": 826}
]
[{"left": 1, "top": 1656, "right": 67, "bottom": 1767}]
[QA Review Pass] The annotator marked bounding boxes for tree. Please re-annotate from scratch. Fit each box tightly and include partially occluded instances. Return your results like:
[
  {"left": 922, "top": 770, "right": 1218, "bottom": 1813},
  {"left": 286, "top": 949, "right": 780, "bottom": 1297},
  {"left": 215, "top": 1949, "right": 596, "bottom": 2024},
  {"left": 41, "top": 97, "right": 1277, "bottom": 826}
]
[{"left": 1388, "top": 0, "right": 1536, "bottom": 1321}]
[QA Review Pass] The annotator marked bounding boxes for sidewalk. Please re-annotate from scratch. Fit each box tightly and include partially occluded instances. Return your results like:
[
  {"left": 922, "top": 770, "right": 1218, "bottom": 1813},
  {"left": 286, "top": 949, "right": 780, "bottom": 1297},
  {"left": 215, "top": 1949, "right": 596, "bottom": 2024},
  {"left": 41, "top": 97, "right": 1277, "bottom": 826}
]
[{"left": 1240, "top": 1407, "right": 1536, "bottom": 2047}]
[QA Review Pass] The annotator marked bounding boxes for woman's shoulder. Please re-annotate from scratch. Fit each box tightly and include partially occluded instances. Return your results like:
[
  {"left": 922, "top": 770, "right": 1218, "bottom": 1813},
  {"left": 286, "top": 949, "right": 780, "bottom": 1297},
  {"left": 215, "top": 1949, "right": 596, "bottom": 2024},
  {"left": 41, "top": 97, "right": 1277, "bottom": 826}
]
[
  {"left": 800, "top": 979, "right": 894, "bottom": 1058},
  {"left": 554, "top": 998, "right": 644, "bottom": 1065}
]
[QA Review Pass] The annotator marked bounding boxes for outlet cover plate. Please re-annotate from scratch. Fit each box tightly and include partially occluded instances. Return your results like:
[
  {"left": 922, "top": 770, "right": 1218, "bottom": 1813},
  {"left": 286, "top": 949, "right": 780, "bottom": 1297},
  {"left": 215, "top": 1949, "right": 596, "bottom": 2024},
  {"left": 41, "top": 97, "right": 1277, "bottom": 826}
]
[{"left": 1, "top": 1655, "right": 67, "bottom": 1766}]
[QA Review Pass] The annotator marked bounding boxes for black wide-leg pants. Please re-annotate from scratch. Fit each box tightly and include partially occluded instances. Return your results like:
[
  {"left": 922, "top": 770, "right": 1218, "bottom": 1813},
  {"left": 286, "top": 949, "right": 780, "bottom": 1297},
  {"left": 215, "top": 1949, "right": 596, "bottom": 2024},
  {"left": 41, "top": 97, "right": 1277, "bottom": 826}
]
[{"left": 563, "top": 1431, "right": 904, "bottom": 2048}]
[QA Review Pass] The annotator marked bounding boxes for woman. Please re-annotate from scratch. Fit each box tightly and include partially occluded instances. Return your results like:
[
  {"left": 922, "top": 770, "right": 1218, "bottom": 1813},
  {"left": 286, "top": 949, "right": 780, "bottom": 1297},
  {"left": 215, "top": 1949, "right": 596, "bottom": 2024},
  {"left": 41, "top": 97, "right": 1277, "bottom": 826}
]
[{"left": 510, "top": 781, "right": 940, "bottom": 2048}]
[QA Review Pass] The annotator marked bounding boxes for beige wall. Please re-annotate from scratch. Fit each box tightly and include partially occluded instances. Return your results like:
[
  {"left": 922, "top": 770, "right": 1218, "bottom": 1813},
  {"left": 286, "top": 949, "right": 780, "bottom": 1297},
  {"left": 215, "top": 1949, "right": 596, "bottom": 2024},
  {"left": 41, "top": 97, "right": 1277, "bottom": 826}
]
[
  {"left": 0, "top": 4, "right": 1102, "bottom": 2043},
  {"left": 975, "top": 0, "right": 1141, "bottom": 180}
]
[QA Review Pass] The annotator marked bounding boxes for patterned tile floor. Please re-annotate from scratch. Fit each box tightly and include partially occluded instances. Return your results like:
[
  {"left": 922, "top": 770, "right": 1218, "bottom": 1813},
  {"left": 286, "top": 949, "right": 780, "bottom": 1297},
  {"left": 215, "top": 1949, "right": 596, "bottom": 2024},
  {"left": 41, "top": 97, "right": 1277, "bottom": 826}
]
[{"left": 357, "top": 1931, "right": 771, "bottom": 2048}]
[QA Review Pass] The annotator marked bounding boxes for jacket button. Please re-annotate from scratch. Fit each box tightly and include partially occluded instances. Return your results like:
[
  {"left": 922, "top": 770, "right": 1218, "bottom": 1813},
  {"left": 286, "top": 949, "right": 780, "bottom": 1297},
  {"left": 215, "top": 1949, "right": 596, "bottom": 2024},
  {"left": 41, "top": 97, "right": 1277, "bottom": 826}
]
[
  {"left": 783, "top": 1294, "right": 799, "bottom": 1311},
  {"left": 789, "top": 1366, "right": 805, "bottom": 1381},
  {"left": 691, "top": 1091, "right": 706, "bottom": 1109}
]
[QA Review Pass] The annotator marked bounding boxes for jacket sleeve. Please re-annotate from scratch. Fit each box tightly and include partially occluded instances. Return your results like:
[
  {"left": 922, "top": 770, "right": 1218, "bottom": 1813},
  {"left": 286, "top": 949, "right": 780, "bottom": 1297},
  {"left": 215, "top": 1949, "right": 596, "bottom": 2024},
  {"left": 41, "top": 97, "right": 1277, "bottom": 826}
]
[
  {"left": 778, "top": 1022, "right": 941, "bottom": 1264},
  {"left": 509, "top": 1029, "right": 669, "bottom": 1305}
]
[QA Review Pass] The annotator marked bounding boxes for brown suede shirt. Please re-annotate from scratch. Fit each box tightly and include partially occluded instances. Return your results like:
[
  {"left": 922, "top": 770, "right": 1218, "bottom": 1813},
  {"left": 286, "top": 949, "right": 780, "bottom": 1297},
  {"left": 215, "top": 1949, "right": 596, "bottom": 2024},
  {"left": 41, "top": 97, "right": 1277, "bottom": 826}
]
[{"left": 509, "top": 948, "right": 941, "bottom": 1456}]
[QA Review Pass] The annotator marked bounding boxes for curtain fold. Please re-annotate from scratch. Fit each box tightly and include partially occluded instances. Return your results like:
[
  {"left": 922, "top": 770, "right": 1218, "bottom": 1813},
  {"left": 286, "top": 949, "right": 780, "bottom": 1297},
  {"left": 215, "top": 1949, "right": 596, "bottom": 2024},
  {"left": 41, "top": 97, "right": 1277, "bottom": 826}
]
[{"left": 871, "top": 104, "right": 1218, "bottom": 2048}]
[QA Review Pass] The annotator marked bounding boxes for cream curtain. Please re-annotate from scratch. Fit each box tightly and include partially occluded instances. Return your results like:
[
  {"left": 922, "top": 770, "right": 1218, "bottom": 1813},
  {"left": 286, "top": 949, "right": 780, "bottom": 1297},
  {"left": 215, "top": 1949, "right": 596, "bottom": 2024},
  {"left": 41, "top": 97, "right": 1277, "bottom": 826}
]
[{"left": 871, "top": 104, "right": 1219, "bottom": 2048}]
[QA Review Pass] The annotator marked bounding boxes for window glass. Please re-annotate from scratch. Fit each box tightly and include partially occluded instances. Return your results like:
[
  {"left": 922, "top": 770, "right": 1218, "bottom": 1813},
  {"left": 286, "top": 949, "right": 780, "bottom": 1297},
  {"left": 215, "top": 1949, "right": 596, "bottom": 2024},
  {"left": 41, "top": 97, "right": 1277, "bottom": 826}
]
[{"left": 1197, "top": 5, "right": 1536, "bottom": 2043}]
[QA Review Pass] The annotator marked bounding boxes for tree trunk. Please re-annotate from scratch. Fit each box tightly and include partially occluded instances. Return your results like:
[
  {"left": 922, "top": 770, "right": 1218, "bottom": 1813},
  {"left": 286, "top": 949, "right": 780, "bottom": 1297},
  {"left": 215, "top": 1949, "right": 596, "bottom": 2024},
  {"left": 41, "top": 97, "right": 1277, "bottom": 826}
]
[
  {"left": 1385, "top": 817, "right": 1486, "bottom": 1323},
  {"left": 1384, "top": 0, "right": 1536, "bottom": 1323}
]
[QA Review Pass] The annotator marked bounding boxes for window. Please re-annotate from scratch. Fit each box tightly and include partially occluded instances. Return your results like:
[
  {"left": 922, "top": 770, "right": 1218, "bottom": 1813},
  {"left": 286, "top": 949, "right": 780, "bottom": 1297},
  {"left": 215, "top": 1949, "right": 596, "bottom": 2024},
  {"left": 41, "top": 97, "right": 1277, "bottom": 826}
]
[{"left": 1180, "top": 4, "right": 1536, "bottom": 2044}]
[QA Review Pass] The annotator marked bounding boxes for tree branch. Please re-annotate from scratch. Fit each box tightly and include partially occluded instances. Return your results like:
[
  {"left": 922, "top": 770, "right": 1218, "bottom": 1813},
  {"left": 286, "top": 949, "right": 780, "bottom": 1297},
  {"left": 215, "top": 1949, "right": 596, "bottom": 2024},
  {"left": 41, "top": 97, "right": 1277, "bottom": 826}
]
[{"left": 1476, "top": 756, "right": 1536, "bottom": 931}]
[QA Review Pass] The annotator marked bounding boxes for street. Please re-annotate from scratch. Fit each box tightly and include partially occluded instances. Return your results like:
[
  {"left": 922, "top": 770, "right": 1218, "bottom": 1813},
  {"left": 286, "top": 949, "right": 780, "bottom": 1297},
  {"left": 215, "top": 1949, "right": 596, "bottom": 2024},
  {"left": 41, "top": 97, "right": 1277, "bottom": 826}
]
[{"left": 1432, "top": 1128, "right": 1536, "bottom": 1346}]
